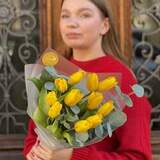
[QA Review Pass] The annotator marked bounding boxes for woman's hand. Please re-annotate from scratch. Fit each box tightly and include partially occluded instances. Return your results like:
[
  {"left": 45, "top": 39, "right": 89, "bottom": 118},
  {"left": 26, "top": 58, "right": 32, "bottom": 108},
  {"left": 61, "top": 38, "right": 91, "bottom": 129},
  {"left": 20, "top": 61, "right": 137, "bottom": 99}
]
[{"left": 26, "top": 141, "right": 73, "bottom": 160}]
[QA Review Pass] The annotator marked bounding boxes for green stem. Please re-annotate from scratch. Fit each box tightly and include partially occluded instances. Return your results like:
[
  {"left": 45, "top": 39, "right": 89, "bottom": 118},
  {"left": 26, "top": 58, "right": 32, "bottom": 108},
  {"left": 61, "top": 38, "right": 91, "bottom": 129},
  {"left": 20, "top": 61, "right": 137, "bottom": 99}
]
[
  {"left": 82, "top": 92, "right": 91, "bottom": 100},
  {"left": 81, "top": 110, "right": 91, "bottom": 119},
  {"left": 58, "top": 92, "right": 68, "bottom": 102}
]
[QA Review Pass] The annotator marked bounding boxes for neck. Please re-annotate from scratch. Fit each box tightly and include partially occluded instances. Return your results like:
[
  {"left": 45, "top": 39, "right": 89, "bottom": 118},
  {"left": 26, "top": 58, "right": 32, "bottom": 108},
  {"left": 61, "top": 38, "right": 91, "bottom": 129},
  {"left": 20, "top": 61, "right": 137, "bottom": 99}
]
[{"left": 72, "top": 41, "right": 106, "bottom": 61}]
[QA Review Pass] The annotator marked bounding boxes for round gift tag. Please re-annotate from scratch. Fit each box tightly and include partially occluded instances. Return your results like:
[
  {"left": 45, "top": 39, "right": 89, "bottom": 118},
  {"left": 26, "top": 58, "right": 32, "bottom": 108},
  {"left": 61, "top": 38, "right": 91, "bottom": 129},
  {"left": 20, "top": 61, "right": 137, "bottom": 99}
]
[{"left": 42, "top": 51, "right": 59, "bottom": 66}]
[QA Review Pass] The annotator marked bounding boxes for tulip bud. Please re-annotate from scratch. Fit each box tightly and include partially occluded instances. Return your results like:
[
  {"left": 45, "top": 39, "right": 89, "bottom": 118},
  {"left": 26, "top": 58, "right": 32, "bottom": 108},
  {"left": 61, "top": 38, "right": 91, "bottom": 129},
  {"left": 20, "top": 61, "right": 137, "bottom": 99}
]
[
  {"left": 74, "top": 120, "right": 91, "bottom": 133},
  {"left": 97, "top": 100, "right": 115, "bottom": 117},
  {"left": 87, "top": 73, "right": 99, "bottom": 91},
  {"left": 64, "top": 89, "right": 84, "bottom": 107},
  {"left": 98, "top": 76, "right": 118, "bottom": 92},
  {"left": 48, "top": 101, "right": 62, "bottom": 118},
  {"left": 86, "top": 114, "right": 102, "bottom": 128},
  {"left": 87, "top": 92, "right": 104, "bottom": 110},
  {"left": 55, "top": 78, "right": 68, "bottom": 93},
  {"left": 68, "top": 70, "right": 86, "bottom": 85},
  {"left": 46, "top": 91, "right": 57, "bottom": 106}
]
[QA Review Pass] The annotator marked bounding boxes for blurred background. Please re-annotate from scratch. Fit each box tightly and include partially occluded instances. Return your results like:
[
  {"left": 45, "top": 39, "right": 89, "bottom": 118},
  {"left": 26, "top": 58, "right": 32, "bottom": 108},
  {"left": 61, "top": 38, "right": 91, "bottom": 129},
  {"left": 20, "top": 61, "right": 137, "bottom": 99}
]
[{"left": 0, "top": 0, "right": 159, "bottom": 159}]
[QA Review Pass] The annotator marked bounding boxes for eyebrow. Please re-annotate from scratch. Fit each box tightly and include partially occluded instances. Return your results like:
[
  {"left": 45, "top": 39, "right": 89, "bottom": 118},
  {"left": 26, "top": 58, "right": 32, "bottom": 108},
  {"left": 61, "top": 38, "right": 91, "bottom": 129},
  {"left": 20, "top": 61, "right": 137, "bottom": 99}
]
[{"left": 61, "top": 7, "right": 93, "bottom": 13}]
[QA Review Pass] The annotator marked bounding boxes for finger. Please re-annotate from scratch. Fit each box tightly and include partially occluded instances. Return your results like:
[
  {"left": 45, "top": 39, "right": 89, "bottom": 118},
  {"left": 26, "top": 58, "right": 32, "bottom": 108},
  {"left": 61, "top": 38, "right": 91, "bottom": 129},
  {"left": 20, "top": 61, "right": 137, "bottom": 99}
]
[
  {"left": 39, "top": 142, "right": 54, "bottom": 155},
  {"left": 33, "top": 144, "right": 52, "bottom": 160},
  {"left": 26, "top": 152, "right": 35, "bottom": 160},
  {"left": 33, "top": 154, "right": 44, "bottom": 160}
]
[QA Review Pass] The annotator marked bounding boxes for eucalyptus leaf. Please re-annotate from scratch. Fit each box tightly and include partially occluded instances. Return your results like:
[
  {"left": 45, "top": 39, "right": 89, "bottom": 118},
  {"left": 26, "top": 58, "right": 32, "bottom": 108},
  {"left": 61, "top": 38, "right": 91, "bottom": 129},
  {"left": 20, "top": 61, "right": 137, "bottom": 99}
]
[
  {"left": 67, "top": 115, "right": 79, "bottom": 122},
  {"left": 132, "top": 84, "right": 144, "bottom": 97},
  {"left": 88, "top": 129, "right": 94, "bottom": 139},
  {"left": 74, "top": 139, "right": 84, "bottom": 147},
  {"left": 75, "top": 132, "right": 89, "bottom": 143},
  {"left": 108, "top": 111, "right": 127, "bottom": 127},
  {"left": 121, "top": 93, "right": 133, "bottom": 107},
  {"left": 45, "top": 66, "right": 58, "bottom": 76},
  {"left": 106, "top": 122, "right": 112, "bottom": 137},
  {"left": 44, "top": 82, "right": 55, "bottom": 90},
  {"left": 111, "top": 96, "right": 122, "bottom": 109},
  {"left": 38, "top": 88, "right": 50, "bottom": 115},
  {"left": 62, "top": 121, "right": 71, "bottom": 129},
  {"left": 57, "top": 74, "right": 69, "bottom": 80},
  {"left": 115, "top": 85, "right": 122, "bottom": 96},
  {"left": 95, "top": 124, "right": 104, "bottom": 138},
  {"left": 70, "top": 106, "right": 80, "bottom": 114},
  {"left": 29, "top": 78, "right": 43, "bottom": 92}
]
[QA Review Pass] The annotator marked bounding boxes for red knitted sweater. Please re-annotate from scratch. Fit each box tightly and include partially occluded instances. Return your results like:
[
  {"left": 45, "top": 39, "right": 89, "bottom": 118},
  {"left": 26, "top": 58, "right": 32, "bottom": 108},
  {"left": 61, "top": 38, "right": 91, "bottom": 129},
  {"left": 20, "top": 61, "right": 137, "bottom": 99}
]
[{"left": 23, "top": 55, "right": 152, "bottom": 160}]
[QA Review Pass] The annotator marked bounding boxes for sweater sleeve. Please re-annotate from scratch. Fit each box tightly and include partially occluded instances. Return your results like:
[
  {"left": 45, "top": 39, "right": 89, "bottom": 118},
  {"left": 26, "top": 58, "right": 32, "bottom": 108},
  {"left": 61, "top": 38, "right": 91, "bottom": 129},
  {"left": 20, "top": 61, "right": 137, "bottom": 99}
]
[
  {"left": 71, "top": 67, "right": 152, "bottom": 160},
  {"left": 23, "top": 119, "right": 37, "bottom": 156}
]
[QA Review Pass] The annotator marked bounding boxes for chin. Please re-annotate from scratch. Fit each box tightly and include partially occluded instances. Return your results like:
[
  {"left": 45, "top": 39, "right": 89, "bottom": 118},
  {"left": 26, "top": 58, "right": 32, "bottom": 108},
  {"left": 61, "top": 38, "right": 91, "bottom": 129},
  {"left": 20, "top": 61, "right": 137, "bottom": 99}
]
[{"left": 66, "top": 43, "right": 86, "bottom": 49}]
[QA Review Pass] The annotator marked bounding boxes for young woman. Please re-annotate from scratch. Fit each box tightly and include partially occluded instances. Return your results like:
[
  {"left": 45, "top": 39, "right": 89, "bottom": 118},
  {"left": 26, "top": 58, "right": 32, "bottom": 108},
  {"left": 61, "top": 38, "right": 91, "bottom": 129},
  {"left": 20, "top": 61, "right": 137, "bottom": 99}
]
[{"left": 23, "top": 0, "right": 152, "bottom": 159}]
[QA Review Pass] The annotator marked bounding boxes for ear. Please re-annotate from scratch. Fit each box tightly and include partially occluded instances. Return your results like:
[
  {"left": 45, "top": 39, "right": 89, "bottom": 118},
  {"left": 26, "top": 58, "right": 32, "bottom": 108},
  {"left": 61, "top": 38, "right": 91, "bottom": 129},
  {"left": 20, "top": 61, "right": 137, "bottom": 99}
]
[{"left": 101, "top": 18, "right": 110, "bottom": 35}]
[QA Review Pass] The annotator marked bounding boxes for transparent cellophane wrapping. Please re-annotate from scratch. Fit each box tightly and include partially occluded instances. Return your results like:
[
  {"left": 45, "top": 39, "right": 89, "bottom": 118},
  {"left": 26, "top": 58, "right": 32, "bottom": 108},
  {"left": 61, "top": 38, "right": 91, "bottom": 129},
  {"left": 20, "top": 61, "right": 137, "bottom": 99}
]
[{"left": 25, "top": 51, "right": 125, "bottom": 150}]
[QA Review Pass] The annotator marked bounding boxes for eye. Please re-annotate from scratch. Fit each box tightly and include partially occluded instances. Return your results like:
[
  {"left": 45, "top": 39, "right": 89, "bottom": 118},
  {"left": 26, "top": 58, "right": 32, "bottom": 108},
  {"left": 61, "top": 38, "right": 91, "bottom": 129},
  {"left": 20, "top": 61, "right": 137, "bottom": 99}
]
[
  {"left": 61, "top": 14, "right": 70, "bottom": 18},
  {"left": 80, "top": 13, "right": 92, "bottom": 18}
]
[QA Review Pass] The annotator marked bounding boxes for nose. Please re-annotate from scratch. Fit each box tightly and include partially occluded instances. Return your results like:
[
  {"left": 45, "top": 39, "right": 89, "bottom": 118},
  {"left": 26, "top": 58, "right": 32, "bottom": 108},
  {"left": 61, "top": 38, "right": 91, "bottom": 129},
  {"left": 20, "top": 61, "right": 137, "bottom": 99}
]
[{"left": 66, "top": 18, "right": 79, "bottom": 28}]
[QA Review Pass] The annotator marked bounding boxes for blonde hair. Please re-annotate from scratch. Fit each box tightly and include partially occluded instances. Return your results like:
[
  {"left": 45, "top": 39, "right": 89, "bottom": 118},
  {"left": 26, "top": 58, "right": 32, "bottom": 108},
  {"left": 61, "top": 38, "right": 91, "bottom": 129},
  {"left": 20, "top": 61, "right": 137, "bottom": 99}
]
[{"left": 60, "top": 0, "right": 129, "bottom": 66}]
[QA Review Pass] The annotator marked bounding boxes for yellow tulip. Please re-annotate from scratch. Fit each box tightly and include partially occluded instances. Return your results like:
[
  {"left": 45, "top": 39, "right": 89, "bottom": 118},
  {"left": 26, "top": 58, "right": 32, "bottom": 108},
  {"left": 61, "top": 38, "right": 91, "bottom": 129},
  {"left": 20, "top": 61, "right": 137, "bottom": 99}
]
[
  {"left": 46, "top": 91, "right": 57, "bottom": 106},
  {"left": 87, "top": 73, "right": 99, "bottom": 91},
  {"left": 68, "top": 70, "right": 86, "bottom": 85},
  {"left": 64, "top": 89, "right": 84, "bottom": 107},
  {"left": 55, "top": 78, "right": 68, "bottom": 93},
  {"left": 98, "top": 76, "right": 118, "bottom": 92},
  {"left": 86, "top": 114, "right": 102, "bottom": 128},
  {"left": 97, "top": 100, "right": 115, "bottom": 117},
  {"left": 41, "top": 52, "right": 59, "bottom": 66},
  {"left": 48, "top": 101, "right": 62, "bottom": 118},
  {"left": 74, "top": 120, "right": 91, "bottom": 133},
  {"left": 87, "top": 92, "right": 104, "bottom": 110}
]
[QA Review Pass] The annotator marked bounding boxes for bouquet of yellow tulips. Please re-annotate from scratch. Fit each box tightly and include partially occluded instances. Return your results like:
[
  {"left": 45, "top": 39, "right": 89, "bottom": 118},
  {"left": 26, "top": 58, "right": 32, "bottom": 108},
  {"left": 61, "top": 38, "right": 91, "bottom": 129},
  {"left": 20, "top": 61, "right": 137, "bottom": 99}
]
[{"left": 25, "top": 49, "right": 144, "bottom": 149}]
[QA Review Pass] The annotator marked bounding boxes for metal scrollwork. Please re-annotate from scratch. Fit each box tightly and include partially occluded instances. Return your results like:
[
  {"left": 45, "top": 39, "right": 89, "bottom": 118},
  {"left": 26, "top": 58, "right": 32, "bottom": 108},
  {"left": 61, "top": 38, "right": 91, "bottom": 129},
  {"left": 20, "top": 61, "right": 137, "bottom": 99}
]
[
  {"left": 0, "top": 0, "right": 39, "bottom": 134},
  {"left": 132, "top": 0, "right": 160, "bottom": 130}
]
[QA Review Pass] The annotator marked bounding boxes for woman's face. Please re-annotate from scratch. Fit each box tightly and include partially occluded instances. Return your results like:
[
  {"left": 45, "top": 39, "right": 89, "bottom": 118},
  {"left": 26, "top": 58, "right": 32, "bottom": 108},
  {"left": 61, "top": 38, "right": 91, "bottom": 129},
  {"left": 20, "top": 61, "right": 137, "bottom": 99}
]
[{"left": 60, "top": 0, "right": 108, "bottom": 49}]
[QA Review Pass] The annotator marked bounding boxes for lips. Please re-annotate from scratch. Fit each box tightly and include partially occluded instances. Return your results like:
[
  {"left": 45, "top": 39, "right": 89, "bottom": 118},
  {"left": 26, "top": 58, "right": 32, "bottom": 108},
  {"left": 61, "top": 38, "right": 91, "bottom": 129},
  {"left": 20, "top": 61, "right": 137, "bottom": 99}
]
[{"left": 66, "top": 33, "right": 82, "bottom": 38}]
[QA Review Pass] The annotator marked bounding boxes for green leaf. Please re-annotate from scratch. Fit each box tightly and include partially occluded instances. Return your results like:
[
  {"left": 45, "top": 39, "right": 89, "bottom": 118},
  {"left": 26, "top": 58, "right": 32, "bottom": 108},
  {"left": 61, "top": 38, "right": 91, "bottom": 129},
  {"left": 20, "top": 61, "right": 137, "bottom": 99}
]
[
  {"left": 70, "top": 106, "right": 80, "bottom": 114},
  {"left": 39, "top": 88, "right": 50, "bottom": 115},
  {"left": 106, "top": 122, "right": 112, "bottom": 137},
  {"left": 108, "top": 111, "right": 127, "bottom": 127},
  {"left": 63, "top": 132, "right": 73, "bottom": 145},
  {"left": 121, "top": 93, "right": 133, "bottom": 107},
  {"left": 78, "top": 101, "right": 88, "bottom": 115},
  {"left": 95, "top": 124, "right": 104, "bottom": 138},
  {"left": 28, "top": 78, "right": 43, "bottom": 92},
  {"left": 80, "top": 110, "right": 96, "bottom": 120},
  {"left": 47, "top": 120, "right": 62, "bottom": 138},
  {"left": 40, "top": 69, "right": 54, "bottom": 82},
  {"left": 33, "top": 107, "right": 47, "bottom": 127},
  {"left": 75, "top": 132, "right": 89, "bottom": 143},
  {"left": 132, "top": 84, "right": 144, "bottom": 97}
]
